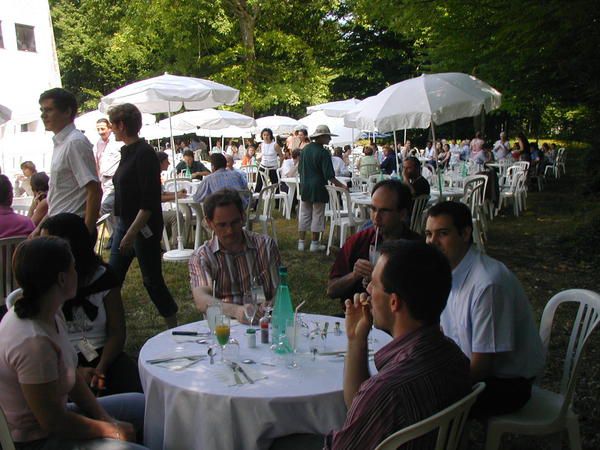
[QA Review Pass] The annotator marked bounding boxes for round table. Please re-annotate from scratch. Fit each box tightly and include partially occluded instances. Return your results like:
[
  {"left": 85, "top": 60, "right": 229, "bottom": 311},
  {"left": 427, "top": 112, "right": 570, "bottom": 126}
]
[
  {"left": 139, "top": 314, "right": 391, "bottom": 450},
  {"left": 430, "top": 186, "right": 464, "bottom": 201}
]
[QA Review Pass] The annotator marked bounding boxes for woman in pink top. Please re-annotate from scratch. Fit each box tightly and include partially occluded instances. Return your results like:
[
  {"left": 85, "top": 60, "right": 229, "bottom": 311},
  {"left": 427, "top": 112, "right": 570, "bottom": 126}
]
[
  {"left": 0, "top": 237, "right": 147, "bottom": 449},
  {"left": 0, "top": 175, "right": 35, "bottom": 239}
]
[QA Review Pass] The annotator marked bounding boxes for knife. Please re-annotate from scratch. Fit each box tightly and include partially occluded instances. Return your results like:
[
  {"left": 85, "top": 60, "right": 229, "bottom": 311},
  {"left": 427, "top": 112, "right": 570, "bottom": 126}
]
[{"left": 233, "top": 362, "right": 254, "bottom": 384}]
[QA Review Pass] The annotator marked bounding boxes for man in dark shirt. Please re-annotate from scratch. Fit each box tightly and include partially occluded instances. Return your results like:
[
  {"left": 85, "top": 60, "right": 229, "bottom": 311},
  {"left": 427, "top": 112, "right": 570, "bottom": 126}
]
[
  {"left": 326, "top": 240, "right": 470, "bottom": 449},
  {"left": 175, "top": 149, "right": 210, "bottom": 179},
  {"left": 403, "top": 156, "right": 430, "bottom": 197},
  {"left": 327, "top": 180, "right": 421, "bottom": 309}
]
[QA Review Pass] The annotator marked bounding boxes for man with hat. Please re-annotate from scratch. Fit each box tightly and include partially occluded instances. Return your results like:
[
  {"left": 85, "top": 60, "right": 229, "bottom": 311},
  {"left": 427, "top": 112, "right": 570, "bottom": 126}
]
[{"left": 298, "top": 125, "right": 348, "bottom": 252}]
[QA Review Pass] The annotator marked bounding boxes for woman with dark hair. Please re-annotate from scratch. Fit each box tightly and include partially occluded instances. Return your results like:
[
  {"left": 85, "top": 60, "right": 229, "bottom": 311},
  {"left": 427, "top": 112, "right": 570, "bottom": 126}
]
[
  {"left": 107, "top": 103, "right": 178, "bottom": 329},
  {"left": 41, "top": 213, "right": 142, "bottom": 396},
  {"left": 0, "top": 237, "right": 146, "bottom": 449},
  {"left": 28, "top": 171, "right": 50, "bottom": 226},
  {"left": 513, "top": 132, "right": 531, "bottom": 162},
  {"left": 255, "top": 127, "right": 283, "bottom": 193}
]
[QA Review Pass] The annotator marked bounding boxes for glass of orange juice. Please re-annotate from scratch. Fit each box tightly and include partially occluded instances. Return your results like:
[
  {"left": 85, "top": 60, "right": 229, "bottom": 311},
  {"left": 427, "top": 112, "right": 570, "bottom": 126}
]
[{"left": 214, "top": 315, "right": 231, "bottom": 362}]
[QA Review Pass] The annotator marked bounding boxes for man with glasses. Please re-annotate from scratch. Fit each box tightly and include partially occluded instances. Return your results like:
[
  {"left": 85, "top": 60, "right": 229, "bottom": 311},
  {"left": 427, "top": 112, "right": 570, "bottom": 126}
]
[{"left": 327, "top": 180, "right": 421, "bottom": 310}]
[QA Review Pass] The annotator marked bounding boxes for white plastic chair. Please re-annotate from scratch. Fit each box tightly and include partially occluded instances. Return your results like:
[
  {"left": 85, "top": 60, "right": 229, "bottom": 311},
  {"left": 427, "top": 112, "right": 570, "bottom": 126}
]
[
  {"left": 0, "top": 402, "right": 15, "bottom": 450},
  {"left": 325, "top": 185, "right": 365, "bottom": 256},
  {"left": 5, "top": 288, "right": 22, "bottom": 309},
  {"left": 376, "top": 383, "right": 485, "bottom": 450},
  {"left": 497, "top": 170, "right": 523, "bottom": 216},
  {"left": 485, "top": 289, "right": 600, "bottom": 450},
  {"left": 410, "top": 194, "right": 430, "bottom": 235},
  {"left": 95, "top": 213, "right": 111, "bottom": 255},
  {"left": 240, "top": 165, "right": 259, "bottom": 191},
  {"left": 462, "top": 176, "right": 487, "bottom": 252},
  {"left": 246, "top": 183, "right": 278, "bottom": 243},
  {"left": 556, "top": 148, "right": 566, "bottom": 177},
  {"left": 1, "top": 236, "right": 26, "bottom": 306}
]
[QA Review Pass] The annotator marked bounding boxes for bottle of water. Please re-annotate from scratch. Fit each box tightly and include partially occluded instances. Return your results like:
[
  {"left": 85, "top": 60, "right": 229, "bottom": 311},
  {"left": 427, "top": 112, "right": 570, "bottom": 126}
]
[{"left": 271, "top": 267, "right": 294, "bottom": 353}]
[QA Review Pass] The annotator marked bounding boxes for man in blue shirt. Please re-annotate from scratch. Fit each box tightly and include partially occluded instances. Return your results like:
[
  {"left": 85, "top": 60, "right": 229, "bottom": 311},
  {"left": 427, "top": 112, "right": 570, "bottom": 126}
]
[
  {"left": 425, "top": 201, "right": 545, "bottom": 418},
  {"left": 193, "top": 153, "right": 249, "bottom": 206}
]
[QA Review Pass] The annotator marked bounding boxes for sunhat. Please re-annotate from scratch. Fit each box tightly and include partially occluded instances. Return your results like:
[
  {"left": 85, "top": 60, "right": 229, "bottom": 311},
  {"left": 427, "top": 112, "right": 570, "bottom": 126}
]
[{"left": 310, "top": 125, "right": 338, "bottom": 138}]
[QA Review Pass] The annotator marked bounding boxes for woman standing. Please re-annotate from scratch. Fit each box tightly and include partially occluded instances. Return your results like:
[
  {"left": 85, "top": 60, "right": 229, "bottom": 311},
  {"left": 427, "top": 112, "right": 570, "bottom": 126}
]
[
  {"left": 108, "top": 103, "right": 178, "bottom": 329},
  {"left": 255, "top": 128, "right": 283, "bottom": 193},
  {"left": 0, "top": 237, "right": 146, "bottom": 449}
]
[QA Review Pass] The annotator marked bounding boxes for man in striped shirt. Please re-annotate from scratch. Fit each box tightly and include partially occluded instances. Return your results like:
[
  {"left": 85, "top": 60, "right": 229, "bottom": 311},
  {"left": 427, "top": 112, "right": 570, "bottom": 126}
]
[
  {"left": 326, "top": 240, "right": 470, "bottom": 449},
  {"left": 189, "top": 189, "right": 280, "bottom": 323}
]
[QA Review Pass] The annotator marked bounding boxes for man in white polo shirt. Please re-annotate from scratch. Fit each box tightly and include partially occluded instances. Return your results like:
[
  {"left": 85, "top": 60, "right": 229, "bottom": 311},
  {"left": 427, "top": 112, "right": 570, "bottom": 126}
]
[
  {"left": 425, "top": 201, "right": 545, "bottom": 418},
  {"left": 33, "top": 88, "right": 101, "bottom": 236}
]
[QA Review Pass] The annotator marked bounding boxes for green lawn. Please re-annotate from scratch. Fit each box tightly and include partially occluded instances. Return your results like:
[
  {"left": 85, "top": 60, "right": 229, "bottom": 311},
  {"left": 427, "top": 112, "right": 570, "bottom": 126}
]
[{"left": 118, "top": 147, "right": 600, "bottom": 449}]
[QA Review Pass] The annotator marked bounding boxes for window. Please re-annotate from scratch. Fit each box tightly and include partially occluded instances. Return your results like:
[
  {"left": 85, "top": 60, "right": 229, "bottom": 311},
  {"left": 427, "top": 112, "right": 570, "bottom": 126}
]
[
  {"left": 0, "top": 21, "right": 4, "bottom": 49},
  {"left": 15, "top": 24, "right": 36, "bottom": 52}
]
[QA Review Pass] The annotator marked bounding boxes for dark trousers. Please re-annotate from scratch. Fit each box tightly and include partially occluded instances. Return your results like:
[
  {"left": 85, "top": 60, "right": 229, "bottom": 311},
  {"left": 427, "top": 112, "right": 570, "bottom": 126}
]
[
  {"left": 470, "top": 376, "right": 533, "bottom": 419},
  {"left": 79, "top": 349, "right": 143, "bottom": 396},
  {"left": 109, "top": 219, "right": 178, "bottom": 318}
]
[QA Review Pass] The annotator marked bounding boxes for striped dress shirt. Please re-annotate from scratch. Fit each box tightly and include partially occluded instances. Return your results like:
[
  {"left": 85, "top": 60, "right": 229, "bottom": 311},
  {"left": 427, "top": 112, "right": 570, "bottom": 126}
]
[
  {"left": 189, "top": 229, "right": 281, "bottom": 305},
  {"left": 328, "top": 325, "right": 470, "bottom": 450}
]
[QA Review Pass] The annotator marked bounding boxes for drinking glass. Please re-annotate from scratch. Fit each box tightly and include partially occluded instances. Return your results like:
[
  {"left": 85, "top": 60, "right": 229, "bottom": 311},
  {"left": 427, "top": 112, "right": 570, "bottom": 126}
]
[
  {"left": 205, "top": 302, "right": 222, "bottom": 342},
  {"left": 214, "top": 315, "right": 231, "bottom": 362},
  {"left": 242, "top": 292, "right": 258, "bottom": 327}
]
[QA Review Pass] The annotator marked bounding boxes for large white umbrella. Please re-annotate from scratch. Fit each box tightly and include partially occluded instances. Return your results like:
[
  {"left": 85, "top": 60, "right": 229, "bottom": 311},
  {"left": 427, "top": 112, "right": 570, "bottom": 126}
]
[
  {"left": 164, "top": 108, "right": 255, "bottom": 131},
  {"left": 255, "top": 115, "right": 300, "bottom": 136},
  {"left": 140, "top": 123, "right": 193, "bottom": 140},
  {"left": 299, "top": 111, "right": 359, "bottom": 147},
  {"left": 196, "top": 125, "right": 254, "bottom": 139},
  {"left": 306, "top": 98, "right": 362, "bottom": 118},
  {"left": 98, "top": 73, "right": 240, "bottom": 261},
  {"left": 343, "top": 73, "right": 502, "bottom": 132},
  {"left": 0, "top": 104, "right": 12, "bottom": 126},
  {"left": 76, "top": 110, "right": 155, "bottom": 139}
]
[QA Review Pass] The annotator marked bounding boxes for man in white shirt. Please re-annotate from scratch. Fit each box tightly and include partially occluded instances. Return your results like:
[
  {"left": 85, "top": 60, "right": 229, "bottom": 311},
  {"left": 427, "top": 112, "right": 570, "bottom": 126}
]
[
  {"left": 94, "top": 119, "right": 122, "bottom": 219},
  {"left": 425, "top": 201, "right": 545, "bottom": 418},
  {"left": 331, "top": 147, "right": 350, "bottom": 177},
  {"left": 34, "top": 88, "right": 101, "bottom": 236},
  {"left": 493, "top": 132, "right": 511, "bottom": 160}
]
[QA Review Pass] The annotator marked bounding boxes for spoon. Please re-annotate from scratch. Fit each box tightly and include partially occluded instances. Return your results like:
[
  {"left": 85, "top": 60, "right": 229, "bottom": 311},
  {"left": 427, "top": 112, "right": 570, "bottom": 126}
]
[
  {"left": 242, "top": 359, "right": 256, "bottom": 364},
  {"left": 207, "top": 347, "right": 215, "bottom": 365}
]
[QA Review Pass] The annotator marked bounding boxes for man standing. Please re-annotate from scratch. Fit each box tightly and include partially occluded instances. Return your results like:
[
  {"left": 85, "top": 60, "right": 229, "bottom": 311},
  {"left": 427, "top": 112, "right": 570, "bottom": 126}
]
[
  {"left": 94, "top": 118, "right": 122, "bottom": 242},
  {"left": 425, "top": 201, "right": 545, "bottom": 417},
  {"left": 34, "top": 88, "right": 101, "bottom": 235},
  {"left": 189, "top": 189, "right": 281, "bottom": 323},
  {"left": 493, "top": 132, "right": 511, "bottom": 160},
  {"left": 327, "top": 180, "right": 420, "bottom": 308},
  {"left": 402, "top": 156, "right": 430, "bottom": 197},
  {"left": 325, "top": 240, "right": 470, "bottom": 449},
  {"left": 298, "top": 125, "right": 347, "bottom": 252}
]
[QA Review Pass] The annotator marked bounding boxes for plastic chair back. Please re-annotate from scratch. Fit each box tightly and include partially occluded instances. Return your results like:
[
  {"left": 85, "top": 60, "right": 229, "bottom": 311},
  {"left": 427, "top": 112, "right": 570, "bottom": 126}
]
[
  {"left": 0, "top": 402, "right": 15, "bottom": 450},
  {"left": 164, "top": 178, "right": 194, "bottom": 195},
  {"left": 410, "top": 194, "right": 430, "bottom": 234},
  {"left": 376, "top": 383, "right": 485, "bottom": 450},
  {"left": 1, "top": 236, "right": 26, "bottom": 306},
  {"left": 538, "top": 289, "right": 600, "bottom": 418},
  {"left": 5, "top": 288, "right": 22, "bottom": 310}
]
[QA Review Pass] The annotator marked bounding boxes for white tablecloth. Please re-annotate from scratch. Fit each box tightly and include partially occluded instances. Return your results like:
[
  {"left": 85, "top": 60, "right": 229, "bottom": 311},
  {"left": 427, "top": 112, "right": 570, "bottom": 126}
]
[{"left": 139, "top": 314, "right": 392, "bottom": 450}]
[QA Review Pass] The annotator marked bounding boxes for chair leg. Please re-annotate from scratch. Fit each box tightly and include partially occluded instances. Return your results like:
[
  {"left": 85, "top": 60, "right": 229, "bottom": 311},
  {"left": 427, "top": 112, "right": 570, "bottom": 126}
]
[
  {"left": 566, "top": 413, "right": 582, "bottom": 450},
  {"left": 326, "top": 222, "right": 335, "bottom": 256},
  {"left": 162, "top": 229, "right": 171, "bottom": 252},
  {"left": 270, "top": 221, "right": 277, "bottom": 244}
]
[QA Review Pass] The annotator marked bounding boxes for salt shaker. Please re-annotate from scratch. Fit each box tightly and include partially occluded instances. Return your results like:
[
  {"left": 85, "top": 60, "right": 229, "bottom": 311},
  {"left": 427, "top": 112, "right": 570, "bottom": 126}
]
[{"left": 246, "top": 328, "right": 257, "bottom": 348}]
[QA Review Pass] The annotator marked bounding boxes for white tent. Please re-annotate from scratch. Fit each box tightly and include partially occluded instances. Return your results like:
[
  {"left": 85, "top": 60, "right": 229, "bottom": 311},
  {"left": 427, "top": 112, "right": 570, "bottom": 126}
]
[
  {"left": 98, "top": 73, "right": 240, "bottom": 261},
  {"left": 255, "top": 115, "right": 300, "bottom": 136},
  {"left": 344, "top": 73, "right": 502, "bottom": 133},
  {"left": 299, "top": 111, "right": 359, "bottom": 147},
  {"left": 306, "top": 98, "right": 362, "bottom": 118}
]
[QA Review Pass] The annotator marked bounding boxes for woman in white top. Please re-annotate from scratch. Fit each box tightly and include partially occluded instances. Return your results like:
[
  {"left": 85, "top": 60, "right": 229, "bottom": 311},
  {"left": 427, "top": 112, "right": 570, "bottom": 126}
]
[
  {"left": 0, "top": 237, "right": 146, "bottom": 449},
  {"left": 255, "top": 128, "right": 283, "bottom": 194}
]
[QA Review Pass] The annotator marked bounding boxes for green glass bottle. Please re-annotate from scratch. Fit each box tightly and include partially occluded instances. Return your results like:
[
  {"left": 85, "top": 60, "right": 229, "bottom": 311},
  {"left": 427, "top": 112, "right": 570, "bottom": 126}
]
[{"left": 271, "top": 267, "right": 294, "bottom": 353}]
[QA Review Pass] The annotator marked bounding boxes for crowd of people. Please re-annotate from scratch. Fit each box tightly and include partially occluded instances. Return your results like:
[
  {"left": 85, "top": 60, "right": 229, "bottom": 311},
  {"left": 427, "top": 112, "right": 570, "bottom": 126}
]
[{"left": 0, "top": 87, "right": 552, "bottom": 449}]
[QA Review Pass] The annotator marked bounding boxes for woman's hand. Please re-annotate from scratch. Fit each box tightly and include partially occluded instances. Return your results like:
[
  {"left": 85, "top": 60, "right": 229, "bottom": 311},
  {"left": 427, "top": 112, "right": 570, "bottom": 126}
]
[
  {"left": 119, "top": 232, "right": 135, "bottom": 254},
  {"left": 108, "top": 420, "right": 136, "bottom": 442}
]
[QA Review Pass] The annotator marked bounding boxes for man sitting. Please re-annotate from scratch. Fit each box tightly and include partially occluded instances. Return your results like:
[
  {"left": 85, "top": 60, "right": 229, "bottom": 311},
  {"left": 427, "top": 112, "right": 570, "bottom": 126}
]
[
  {"left": 325, "top": 240, "right": 470, "bottom": 449},
  {"left": 193, "top": 154, "right": 249, "bottom": 205},
  {"left": 402, "top": 156, "right": 430, "bottom": 197},
  {"left": 175, "top": 149, "right": 210, "bottom": 180},
  {"left": 327, "top": 180, "right": 421, "bottom": 309},
  {"left": 0, "top": 175, "right": 35, "bottom": 238},
  {"left": 425, "top": 201, "right": 545, "bottom": 417},
  {"left": 189, "top": 189, "right": 281, "bottom": 322}
]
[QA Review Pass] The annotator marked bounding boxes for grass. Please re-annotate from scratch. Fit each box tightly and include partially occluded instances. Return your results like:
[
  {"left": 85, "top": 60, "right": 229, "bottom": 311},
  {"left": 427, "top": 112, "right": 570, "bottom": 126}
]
[{"left": 117, "top": 147, "right": 600, "bottom": 449}]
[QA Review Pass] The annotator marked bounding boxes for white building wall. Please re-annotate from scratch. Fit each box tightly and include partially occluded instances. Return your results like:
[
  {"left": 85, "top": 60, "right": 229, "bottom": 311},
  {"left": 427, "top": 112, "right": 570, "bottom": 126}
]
[{"left": 0, "top": 0, "right": 60, "bottom": 174}]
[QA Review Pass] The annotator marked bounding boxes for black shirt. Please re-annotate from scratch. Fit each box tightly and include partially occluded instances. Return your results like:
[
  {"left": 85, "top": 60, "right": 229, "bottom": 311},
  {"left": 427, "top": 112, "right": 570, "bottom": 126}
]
[
  {"left": 411, "top": 176, "right": 431, "bottom": 197},
  {"left": 113, "top": 139, "right": 163, "bottom": 234},
  {"left": 175, "top": 160, "right": 209, "bottom": 179}
]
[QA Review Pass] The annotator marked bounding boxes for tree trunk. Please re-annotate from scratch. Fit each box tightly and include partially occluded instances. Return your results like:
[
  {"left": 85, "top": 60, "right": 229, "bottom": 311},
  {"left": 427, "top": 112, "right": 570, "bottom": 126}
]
[{"left": 222, "top": 0, "right": 258, "bottom": 116}]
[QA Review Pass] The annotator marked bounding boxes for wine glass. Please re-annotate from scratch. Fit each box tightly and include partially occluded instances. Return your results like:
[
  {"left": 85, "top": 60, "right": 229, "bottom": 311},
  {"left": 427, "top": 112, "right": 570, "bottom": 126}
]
[
  {"left": 242, "top": 292, "right": 258, "bottom": 328},
  {"left": 214, "top": 315, "right": 231, "bottom": 363}
]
